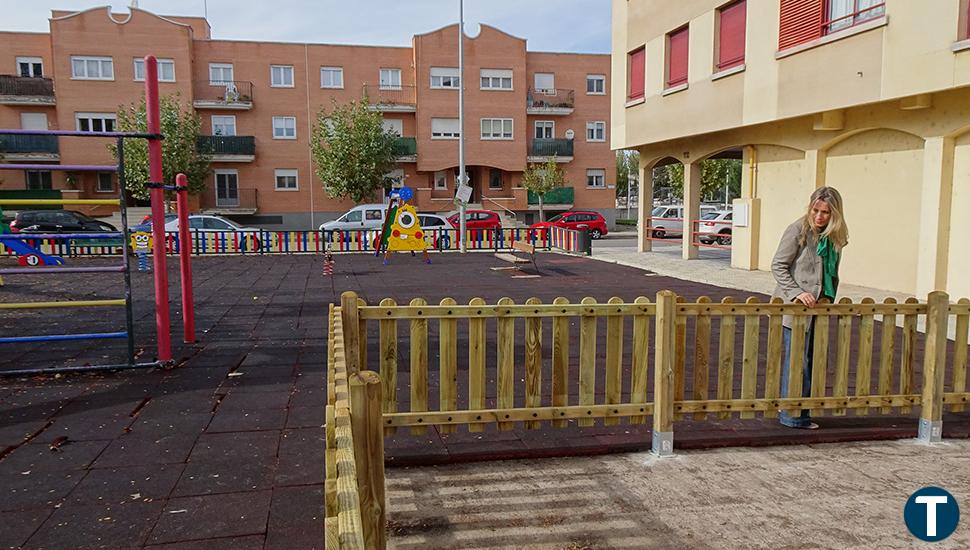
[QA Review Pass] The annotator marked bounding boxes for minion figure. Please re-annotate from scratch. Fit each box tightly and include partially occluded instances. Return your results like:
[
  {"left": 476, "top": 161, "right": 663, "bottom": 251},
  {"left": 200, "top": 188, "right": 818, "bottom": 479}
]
[
  {"left": 130, "top": 231, "right": 153, "bottom": 272},
  {"left": 382, "top": 203, "right": 431, "bottom": 265}
]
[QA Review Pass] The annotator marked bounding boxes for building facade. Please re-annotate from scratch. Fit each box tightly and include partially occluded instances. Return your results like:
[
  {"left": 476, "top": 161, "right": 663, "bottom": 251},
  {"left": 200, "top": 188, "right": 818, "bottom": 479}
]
[
  {"left": 612, "top": 0, "right": 970, "bottom": 299},
  {"left": 0, "top": 6, "right": 616, "bottom": 229}
]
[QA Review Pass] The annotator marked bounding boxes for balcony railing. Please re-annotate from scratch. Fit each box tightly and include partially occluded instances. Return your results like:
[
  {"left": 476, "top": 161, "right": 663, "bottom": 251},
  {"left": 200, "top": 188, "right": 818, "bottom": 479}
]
[
  {"left": 526, "top": 88, "right": 575, "bottom": 114},
  {"left": 529, "top": 138, "right": 573, "bottom": 158},
  {"left": 362, "top": 85, "right": 417, "bottom": 112},
  {"left": 528, "top": 186, "right": 574, "bottom": 205},
  {"left": 0, "top": 135, "right": 59, "bottom": 155},
  {"left": 212, "top": 187, "right": 258, "bottom": 210},
  {"left": 0, "top": 75, "right": 55, "bottom": 105},
  {"left": 392, "top": 136, "right": 417, "bottom": 158},
  {"left": 192, "top": 80, "right": 254, "bottom": 109},
  {"left": 198, "top": 135, "right": 256, "bottom": 157}
]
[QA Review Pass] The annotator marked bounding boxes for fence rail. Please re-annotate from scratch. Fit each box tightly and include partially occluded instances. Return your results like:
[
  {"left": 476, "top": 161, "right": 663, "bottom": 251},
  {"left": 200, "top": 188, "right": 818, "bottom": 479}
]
[{"left": 0, "top": 75, "right": 55, "bottom": 97}]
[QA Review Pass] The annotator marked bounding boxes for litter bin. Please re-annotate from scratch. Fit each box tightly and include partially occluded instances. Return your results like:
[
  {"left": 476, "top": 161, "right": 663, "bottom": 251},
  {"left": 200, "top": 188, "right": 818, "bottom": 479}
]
[{"left": 576, "top": 228, "right": 593, "bottom": 256}]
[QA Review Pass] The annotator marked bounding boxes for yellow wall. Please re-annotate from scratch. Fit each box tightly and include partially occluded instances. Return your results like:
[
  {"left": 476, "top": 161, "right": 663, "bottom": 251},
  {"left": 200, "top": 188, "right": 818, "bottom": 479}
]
[
  {"left": 949, "top": 135, "right": 970, "bottom": 300},
  {"left": 755, "top": 146, "right": 809, "bottom": 271}
]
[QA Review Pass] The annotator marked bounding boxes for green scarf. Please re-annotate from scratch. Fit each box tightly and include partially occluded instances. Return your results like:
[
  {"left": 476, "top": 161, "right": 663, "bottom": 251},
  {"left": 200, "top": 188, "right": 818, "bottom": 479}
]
[{"left": 816, "top": 235, "right": 839, "bottom": 300}]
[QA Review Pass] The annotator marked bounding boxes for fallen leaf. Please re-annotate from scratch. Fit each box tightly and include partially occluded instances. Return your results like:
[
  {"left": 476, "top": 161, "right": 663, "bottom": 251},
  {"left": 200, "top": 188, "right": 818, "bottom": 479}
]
[
  {"left": 130, "top": 493, "right": 142, "bottom": 500},
  {"left": 168, "top": 509, "right": 188, "bottom": 514},
  {"left": 227, "top": 372, "right": 244, "bottom": 377},
  {"left": 49, "top": 436, "right": 69, "bottom": 452}
]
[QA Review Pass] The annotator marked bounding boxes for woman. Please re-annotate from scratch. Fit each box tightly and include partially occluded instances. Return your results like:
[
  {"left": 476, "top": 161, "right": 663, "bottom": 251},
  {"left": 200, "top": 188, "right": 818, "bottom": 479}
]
[{"left": 771, "top": 187, "right": 849, "bottom": 429}]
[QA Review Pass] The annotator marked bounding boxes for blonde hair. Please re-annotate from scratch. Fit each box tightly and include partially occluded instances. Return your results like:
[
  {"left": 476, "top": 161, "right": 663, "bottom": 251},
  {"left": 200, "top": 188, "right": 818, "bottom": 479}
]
[{"left": 799, "top": 186, "right": 849, "bottom": 250}]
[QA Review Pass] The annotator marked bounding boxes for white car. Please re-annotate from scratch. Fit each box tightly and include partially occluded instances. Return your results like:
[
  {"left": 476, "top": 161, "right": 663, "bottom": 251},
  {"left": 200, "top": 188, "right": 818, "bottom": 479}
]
[
  {"left": 697, "top": 210, "right": 733, "bottom": 245},
  {"left": 163, "top": 214, "right": 260, "bottom": 233}
]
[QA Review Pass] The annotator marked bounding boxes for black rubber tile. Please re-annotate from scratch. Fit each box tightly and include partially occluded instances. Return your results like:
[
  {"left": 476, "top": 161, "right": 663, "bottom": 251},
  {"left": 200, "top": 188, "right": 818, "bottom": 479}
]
[
  {"left": 0, "top": 440, "right": 109, "bottom": 475},
  {"left": 129, "top": 412, "right": 212, "bottom": 437},
  {"left": 0, "top": 420, "right": 49, "bottom": 449},
  {"left": 44, "top": 410, "right": 133, "bottom": 442},
  {"left": 217, "top": 390, "right": 291, "bottom": 411},
  {"left": 147, "top": 490, "right": 272, "bottom": 545},
  {"left": 284, "top": 406, "right": 324, "bottom": 429},
  {"left": 1, "top": 470, "right": 84, "bottom": 512},
  {"left": 24, "top": 500, "right": 164, "bottom": 549},
  {"left": 274, "top": 429, "right": 324, "bottom": 487},
  {"left": 67, "top": 464, "right": 185, "bottom": 505},
  {"left": 0, "top": 509, "right": 53, "bottom": 548},
  {"left": 93, "top": 435, "right": 197, "bottom": 469},
  {"left": 144, "top": 534, "right": 265, "bottom": 550},
  {"left": 264, "top": 485, "right": 325, "bottom": 550},
  {"left": 207, "top": 407, "right": 286, "bottom": 433},
  {"left": 188, "top": 431, "right": 280, "bottom": 462},
  {"left": 173, "top": 454, "right": 277, "bottom": 497}
]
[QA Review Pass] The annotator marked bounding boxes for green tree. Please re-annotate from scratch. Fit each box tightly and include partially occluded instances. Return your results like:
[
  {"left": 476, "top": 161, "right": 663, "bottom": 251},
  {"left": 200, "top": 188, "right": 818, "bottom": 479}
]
[
  {"left": 109, "top": 93, "right": 210, "bottom": 201},
  {"left": 311, "top": 99, "right": 398, "bottom": 203},
  {"left": 656, "top": 159, "right": 741, "bottom": 203},
  {"left": 615, "top": 150, "right": 640, "bottom": 198},
  {"left": 521, "top": 156, "right": 566, "bottom": 222}
]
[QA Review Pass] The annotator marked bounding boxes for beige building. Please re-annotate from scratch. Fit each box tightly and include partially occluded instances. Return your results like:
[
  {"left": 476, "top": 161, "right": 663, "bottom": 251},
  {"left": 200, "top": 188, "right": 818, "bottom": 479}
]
[
  {"left": 612, "top": 0, "right": 970, "bottom": 299},
  {"left": 0, "top": 6, "right": 616, "bottom": 229}
]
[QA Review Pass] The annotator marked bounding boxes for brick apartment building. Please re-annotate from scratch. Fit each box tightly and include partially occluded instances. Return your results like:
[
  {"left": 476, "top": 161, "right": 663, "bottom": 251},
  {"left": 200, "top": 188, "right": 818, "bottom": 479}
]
[{"left": 0, "top": 6, "right": 616, "bottom": 229}]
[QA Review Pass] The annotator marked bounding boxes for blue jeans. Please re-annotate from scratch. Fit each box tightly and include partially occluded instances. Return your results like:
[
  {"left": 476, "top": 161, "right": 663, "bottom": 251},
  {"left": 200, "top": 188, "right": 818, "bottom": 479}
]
[{"left": 779, "top": 317, "right": 816, "bottom": 427}]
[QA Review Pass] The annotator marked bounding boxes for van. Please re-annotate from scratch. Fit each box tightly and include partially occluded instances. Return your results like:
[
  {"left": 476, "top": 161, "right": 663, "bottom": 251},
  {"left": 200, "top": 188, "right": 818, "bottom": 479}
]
[
  {"left": 318, "top": 203, "right": 387, "bottom": 232},
  {"left": 649, "top": 204, "right": 720, "bottom": 238}
]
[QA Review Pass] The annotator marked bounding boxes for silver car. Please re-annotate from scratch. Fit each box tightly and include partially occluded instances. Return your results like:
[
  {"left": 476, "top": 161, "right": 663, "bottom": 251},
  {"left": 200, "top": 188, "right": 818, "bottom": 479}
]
[
  {"left": 697, "top": 210, "right": 733, "bottom": 245},
  {"left": 318, "top": 203, "right": 387, "bottom": 232},
  {"left": 649, "top": 205, "right": 718, "bottom": 238}
]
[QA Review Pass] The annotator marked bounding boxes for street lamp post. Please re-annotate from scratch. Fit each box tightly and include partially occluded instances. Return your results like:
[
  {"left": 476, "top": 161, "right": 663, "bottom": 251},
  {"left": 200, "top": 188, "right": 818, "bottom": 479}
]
[{"left": 457, "top": 0, "right": 467, "bottom": 252}]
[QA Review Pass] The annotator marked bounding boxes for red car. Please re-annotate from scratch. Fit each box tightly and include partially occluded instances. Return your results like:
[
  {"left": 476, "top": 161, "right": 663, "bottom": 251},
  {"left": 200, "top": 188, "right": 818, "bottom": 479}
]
[
  {"left": 530, "top": 210, "right": 609, "bottom": 239},
  {"left": 447, "top": 209, "right": 501, "bottom": 230}
]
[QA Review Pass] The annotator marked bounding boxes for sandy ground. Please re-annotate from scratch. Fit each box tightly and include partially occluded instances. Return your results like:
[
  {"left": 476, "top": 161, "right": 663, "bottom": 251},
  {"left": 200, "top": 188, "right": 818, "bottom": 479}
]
[{"left": 385, "top": 439, "right": 970, "bottom": 550}]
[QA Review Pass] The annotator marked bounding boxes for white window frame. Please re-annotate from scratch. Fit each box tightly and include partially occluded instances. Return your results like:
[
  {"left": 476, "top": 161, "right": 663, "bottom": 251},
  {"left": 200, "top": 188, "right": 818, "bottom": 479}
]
[
  {"left": 586, "top": 121, "right": 606, "bottom": 142},
  {"left": 133, "top": 58, "right": 175, "bottom": 82},
  {"left": 431, "top": 118, "right": 461, "bottom": 140},
  {"left": 270, "top": 65, "right": 294, "bottom": 88},
  {"left": 320, "top": 66, "right": 344, "bottom": 89},
  {"left": 534, "top": 120, "right": 555, "bottom": 139},
  {"left": 382, "top": 118, "right": 403, "bottom": 137},
  {"left": 211, "top": 115, "right": 237, "bottom": 136},
  {"left": 379, "top": 68, "right": 402, "bottom": 90},
  {"left": 274, "top": 169, "right": 299, "bottom": 191},
  {"left": 75, "top": 112, "right": 117, "bottom": 133},
  {"left": 586, "top": 74, "right": 606, "bottom": 95},
  {"left": 16, "top": 57, "right": 43, "bottom": 78},
  {"left": 272, "top": 116, "right": 297, "bottom": 140},
  {"left": 433, "top": 170, "right": 448, "bottom": 190},
  {"left": 586, "top": 169, "right": 606, "bottom": 188},
  {"left": 71, "top": 56, "right": 114, "bottom": 80},
  {"left": 534, "top": 72, "right": 556, "bottom": 93},
  {"left": 480, "top": 68, "right": 513, "bottom": 90},
  {"left": 481, "top": 118, "right": 513, "bottom": 140},
  {"left": 209, "top": 63, "right": 234, "bottom": 85},
  {"left": 215, "top": 170, "right": 240, "bottom": 207},
  {"left": 96, "top": 172, "right": 114, "bottom": 193},
  {"left": 430, "top": 67, "right": 460, "bottom": 89}
]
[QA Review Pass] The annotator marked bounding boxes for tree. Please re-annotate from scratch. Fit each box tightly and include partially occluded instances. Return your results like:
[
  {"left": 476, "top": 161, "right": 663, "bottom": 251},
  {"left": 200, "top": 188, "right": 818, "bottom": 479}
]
[
  {"left": 310, "top": 99, "right": 399, "bottom": 203},
  {"left": 521, "top": 156, "right": 566, "bottom": 222},
  {"left": 615, "top": 150, "right": 640, "bottom": 201},
  {"left": 655, "top": 159, "right": 741, "bottom": 203},
  {"left": 109, "top": 93, "right": 210, "bottom": 201}
]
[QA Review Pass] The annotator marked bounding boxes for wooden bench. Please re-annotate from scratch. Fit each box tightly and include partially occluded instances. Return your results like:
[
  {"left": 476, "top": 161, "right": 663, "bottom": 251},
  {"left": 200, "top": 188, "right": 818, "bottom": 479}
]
[{"left": 493, "top": 241, "right": 540, "bottom": 277}]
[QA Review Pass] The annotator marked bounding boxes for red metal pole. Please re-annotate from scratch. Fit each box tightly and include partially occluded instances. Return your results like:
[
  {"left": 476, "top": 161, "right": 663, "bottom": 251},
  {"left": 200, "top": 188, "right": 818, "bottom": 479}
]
[
  {"left": 175, "top": 173, "right": 195, "bottom": 344},
  {"left": 145, "top": 56, "right": 172, "bottom": 362}
]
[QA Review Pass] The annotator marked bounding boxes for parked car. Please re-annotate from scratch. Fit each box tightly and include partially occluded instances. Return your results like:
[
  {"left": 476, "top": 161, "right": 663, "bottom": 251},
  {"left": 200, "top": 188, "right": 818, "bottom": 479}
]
[
  {"left": 648, "top": 205, "right": 720, "bottom": 238},
  {"left": 530, "top": 210, "right": 609, "bottom": 239},
  {"left": 318, "top": 203, "right": 388, "bottom": 232},
  {"left": 129, "top": 213, "right": 177, "bottom": 233},
  {"left": 447, "top": 210, "right": 501, "bottom": 230},
  {"left": 417, "top": 213, "right": 451, "bottom": 230},
  {"left": 157, "top": 214, "right": 262, "bottom": 250},
  {"left": 368, "top": 213, "right": 454, "bottom": 250},
  {"left": 697, "top": 210, "right": 733, "bottom": 245},
  {"left": 9, "top": 210, "right": 117, "bottom": 233}
]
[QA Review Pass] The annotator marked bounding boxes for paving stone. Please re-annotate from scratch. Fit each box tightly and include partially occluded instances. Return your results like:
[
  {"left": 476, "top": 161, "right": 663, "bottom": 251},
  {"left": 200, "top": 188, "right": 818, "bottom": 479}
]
[
  {"left": 25, "top": 500, "right": 164, "bottom": 549},
  {"left": 148, "top": 490, "right": 272, "bottom": 544},
  {"left": 67, "top": 464, "right": 185, "bottom": 505}
]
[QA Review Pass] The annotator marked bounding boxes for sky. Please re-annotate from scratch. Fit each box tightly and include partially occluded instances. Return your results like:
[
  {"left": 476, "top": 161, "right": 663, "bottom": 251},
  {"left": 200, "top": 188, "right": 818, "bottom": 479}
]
[{"left": 0, "top": 0, "right": 613, "bottom": 54}]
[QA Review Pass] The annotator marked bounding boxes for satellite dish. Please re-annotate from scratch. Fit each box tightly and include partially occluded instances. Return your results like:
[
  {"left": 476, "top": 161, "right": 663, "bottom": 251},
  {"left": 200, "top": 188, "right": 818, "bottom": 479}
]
[{"left": 565, "top": 129, "right": 575, "bottom": 140}]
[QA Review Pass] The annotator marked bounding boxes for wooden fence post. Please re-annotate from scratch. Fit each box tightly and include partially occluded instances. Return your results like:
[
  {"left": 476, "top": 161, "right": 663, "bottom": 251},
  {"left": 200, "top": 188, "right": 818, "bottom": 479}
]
[
  {"left": 341, "top": 291, "right": 361, "bottom": 375},
  {"left": 653, "top": 290, "right": 676, "bottom": 456},
  {"left": 919, "top": 291, "right": 949, "bottom": 443},
  {"left": 350, "top": 370, "right": 386, "bottom": 549}
]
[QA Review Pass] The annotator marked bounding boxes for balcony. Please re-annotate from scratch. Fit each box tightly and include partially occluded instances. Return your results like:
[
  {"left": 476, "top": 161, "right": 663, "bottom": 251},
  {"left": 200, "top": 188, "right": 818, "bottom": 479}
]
[
  {"left": 0, "top": 75, "right": 56, "bottom": 105},
  {"left": 205, "top": 187, "right": 258, "bottom": 215},
  {"left": 527, "top": 186, "right": 574, "bottom": 209},
  {"left": 192, "top": 80, "right": 254, "bottom": 110},
  {"left": 526, "top": 88, "right": 574, "bottom": 115},
  {"left": 393, "top": 136, "right": 417, "bottom": 162},
  {"left": 527, "top": 138, "right": 574, "bottom": 163},
  {"left": 0, "top": 134, "right": 59, "bottom": 161},
  {"left": 362, "top": 85, "right": 416, "bottom": 112},
  {"left": 198, "top": 135, "right": 256, "bottom": 162}
]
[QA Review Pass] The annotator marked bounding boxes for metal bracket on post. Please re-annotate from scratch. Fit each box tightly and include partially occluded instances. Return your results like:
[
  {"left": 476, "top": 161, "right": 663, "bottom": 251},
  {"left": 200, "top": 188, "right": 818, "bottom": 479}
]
[
  {"left": 918, "top": 419, "right": 943, "bottom": 444},
  {"left": 652, "top": 430, "right": 674, "bottom": 457}
]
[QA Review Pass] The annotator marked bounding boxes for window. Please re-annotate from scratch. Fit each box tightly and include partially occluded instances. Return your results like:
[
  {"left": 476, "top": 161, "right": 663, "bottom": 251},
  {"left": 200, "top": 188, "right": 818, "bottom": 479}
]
[
  {"left": 480, "top": 69, "right": 513, "bottom": 90},
  {"left": 16, "top": 57, "right": 43, "bottom": 78},
  {"left": 535, "top": 121, "right": 554, "bottom": 139},
  {"left": 321, "top": 67, "right": 343, "bottom": 88},
  {"left": 489, "top": 169, "right": 503, "bottom": 189},
  {"left": 96, "top": 172, "right": 113, "bottom": 193},
  {"left": 385, "top": 169, "right": 405, "bottom": 188},
  {"left": 212, "top": 116, "right": 236, "bottom": 136},
  {"left": 824, "top": 0, "right": 885, "bottom": 34},
  {"left": 420, "top": 215, "right": 447, "bottom": 228},
  {"left": 481, "top": 118, "right": 513, "bottom": 140},
  {"left": 76, "top": 112, "right": 116, "bottom": 132},
  {"left": 666, "top": 26, "right": 689, "bottom": 88},
  {"left": 717, "top": 1, "right": 747, "bottom": 71},
  {"left": 534, "top": 73, "right": 555, "bottom": 93},
  {"left": 71, "top": 56, "right": 113, "bottom": 80},
  {"left": 134, "top": 58, "right": 175, "bottom": 82},
  {"left": 25, "top": 171, "right": 52, "bottom": 190},
  {"left": 382, "top": 118, "right": 403, "bottom": 136},
  {"left": 587, "top": 169, "right": 606, "bottom": 188},
  {"left": 434, "top": 170, "right": 448, "bottom": 189},
  {"left": 365, "top": 209, "right": 384, "bottom": 221},
  {"left": 586, "top": 74, "right": 606, "bottom": 95},
  {"left": 379, "top": 68, "right": 401, "bottom": 89},
  {"left": 431, "top": 118, "right": 460, "bottom": 139},
  {"left": 215, "top": 171, "right": 239, "bottom": 207},
  {"left": 204, "top": 217, "right": 234, "bottom": 231},
  {"left": 271, "top": 65, "right": 294, "bottom": 87},
  {"left": 272, "top": 116, "right": 297, "bottom": 139},
  {"left": 627, "top": 47, "right": 645, "bottom": 100},
  {"left": 586, "top": 121, "right": 606, "bottom": 142},
  {"left": 275, "top": 169, "right": 298, "bottom": 191},
  {"left": 209, "top": 63, "right": 234, "bottom": 85},
  {"left": 343, "top": 210, "right": 362, "bottom": 223},
  {"left": 430, "top": 67, "right": 460, "bottom": 89}
]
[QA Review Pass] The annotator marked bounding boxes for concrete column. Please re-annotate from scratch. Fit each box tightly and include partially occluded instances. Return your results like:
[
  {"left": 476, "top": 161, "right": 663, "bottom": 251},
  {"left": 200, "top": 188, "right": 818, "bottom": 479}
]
[
  {"left": 804, "top": 149, "right": 826, "bottom": 189},
  {"left": 637, "top": 159, "right": 653, "bottom": 253},
  {"left": 915, "top": 136, "right": 955, "bottom": 298},
  {"left": 731, "top": 146, "right": 760, "bottom": 269},
  {"left": 681, "top": 160, "right": 701, "bottom": 260}
]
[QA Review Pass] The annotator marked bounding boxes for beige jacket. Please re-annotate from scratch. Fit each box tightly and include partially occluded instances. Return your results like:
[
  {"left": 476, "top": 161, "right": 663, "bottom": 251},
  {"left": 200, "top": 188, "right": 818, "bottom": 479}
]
[{"left": 771, "top": 220, "right": 834, "bottom": 328}]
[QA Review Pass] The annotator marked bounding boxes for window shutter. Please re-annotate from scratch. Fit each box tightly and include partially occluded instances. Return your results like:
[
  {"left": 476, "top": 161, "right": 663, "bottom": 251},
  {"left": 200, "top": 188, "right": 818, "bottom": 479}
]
[
  {"left": 718, "top": 0, "right": 746, "bottom": 70},
  {"left": 778, "top": 0, "right": 823, "bottom": 51},
  {"left": 667, "top": 27, "right": 689, "bottom": 88},
  {"left": 628, "top": 47, "right": 645, "bottom": 100}
]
